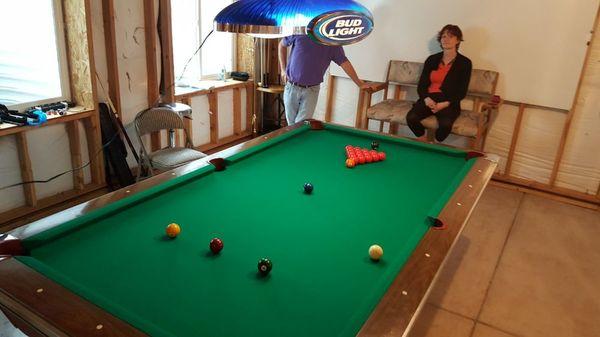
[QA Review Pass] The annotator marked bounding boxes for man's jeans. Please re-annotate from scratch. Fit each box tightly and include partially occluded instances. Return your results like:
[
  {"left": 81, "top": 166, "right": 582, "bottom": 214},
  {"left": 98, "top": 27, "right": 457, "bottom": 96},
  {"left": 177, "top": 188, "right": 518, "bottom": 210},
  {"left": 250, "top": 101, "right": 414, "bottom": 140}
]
[{"left": 283, "top": 82, "right": 321, "bottom": 125}]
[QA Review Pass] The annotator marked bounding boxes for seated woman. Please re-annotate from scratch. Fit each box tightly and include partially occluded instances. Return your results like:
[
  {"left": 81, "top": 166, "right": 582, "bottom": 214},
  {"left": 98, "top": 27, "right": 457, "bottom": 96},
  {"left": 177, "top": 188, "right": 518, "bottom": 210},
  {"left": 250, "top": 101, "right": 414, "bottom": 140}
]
[{"left": 406, "top": 24, "right": 472, "bottom": 142}]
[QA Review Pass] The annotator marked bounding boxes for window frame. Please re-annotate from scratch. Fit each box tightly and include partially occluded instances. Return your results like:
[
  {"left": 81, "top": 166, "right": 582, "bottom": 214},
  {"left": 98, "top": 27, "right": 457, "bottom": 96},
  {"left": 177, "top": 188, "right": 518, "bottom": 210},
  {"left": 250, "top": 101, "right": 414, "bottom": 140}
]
[
  {"left": 5, "top": 0, "right": 71, "bottom": 112},
  {"left": 173, "top": 0, "right": 236, "bottom": 82}
]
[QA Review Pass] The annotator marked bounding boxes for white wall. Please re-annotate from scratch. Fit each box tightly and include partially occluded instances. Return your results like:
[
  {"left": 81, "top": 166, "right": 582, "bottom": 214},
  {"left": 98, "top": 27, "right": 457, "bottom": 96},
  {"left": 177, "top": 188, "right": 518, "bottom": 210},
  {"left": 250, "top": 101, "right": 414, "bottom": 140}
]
[
  {"left": 333, "top": 0, "right": 598, "bottom": 110},
  {"left": 318, "top": 1, "right": 600, "bottom": 196}
]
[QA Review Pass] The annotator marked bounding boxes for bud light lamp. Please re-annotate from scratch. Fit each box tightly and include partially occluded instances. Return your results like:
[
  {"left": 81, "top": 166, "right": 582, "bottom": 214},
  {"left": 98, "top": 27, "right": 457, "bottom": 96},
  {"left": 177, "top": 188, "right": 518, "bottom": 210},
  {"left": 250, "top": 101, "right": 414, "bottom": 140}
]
[{"left": 214, "top": 0, "right": 374, "bottom": 45}]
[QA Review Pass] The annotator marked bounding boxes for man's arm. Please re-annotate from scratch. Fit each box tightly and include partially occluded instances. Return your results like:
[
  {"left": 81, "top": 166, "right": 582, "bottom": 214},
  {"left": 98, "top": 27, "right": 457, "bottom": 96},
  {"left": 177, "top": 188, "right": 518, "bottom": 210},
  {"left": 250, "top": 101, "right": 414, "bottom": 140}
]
[
  {"left": 278, "top": 40, "right": 288, "bottom": 83},
  {"left": 340, "top": 60, "right": 370, "bottom": 90}
]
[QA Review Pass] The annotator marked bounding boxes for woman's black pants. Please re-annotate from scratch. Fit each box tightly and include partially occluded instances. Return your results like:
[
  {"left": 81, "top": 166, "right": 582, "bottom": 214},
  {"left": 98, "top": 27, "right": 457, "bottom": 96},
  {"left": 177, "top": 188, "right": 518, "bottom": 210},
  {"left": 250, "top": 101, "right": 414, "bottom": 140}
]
[{"left": 406, "top": 93, "right": 460, "bottom": 142}]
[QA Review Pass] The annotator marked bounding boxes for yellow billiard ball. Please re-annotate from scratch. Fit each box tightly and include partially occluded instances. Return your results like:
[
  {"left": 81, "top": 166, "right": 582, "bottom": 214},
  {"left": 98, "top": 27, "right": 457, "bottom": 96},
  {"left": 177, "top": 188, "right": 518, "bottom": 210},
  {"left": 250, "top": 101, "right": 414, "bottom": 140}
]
[
  {"left": 369, "top": 244, "right": 383, "bottom": 261},
  {"left": 166, "top": 223, "right": 181, "bottom": 238}
]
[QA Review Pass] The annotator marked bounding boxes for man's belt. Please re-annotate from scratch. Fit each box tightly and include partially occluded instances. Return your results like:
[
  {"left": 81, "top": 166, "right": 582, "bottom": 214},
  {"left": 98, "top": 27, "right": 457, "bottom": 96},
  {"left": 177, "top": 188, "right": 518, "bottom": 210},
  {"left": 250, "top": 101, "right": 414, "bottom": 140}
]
[{"left": 289, "top": 81, "right": 319, "bottom": 88}]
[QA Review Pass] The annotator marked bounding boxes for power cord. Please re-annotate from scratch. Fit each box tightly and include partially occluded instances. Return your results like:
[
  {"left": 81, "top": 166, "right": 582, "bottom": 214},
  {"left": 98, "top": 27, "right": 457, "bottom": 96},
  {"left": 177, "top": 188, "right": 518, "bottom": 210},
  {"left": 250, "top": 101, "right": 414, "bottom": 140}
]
[
  {"left": 152, "top": 29, "right": 214, "bottom": 108},
  {"left": 0, "top": 30, "right": 216, "bottom": 192},
  {"left": 0, "top": 128, "right": 125, "bottom": 192}
]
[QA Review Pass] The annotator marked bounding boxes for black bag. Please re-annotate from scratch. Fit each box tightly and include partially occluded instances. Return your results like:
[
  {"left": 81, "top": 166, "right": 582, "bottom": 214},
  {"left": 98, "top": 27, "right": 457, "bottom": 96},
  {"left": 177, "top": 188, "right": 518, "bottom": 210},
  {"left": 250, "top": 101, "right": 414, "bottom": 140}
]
[{"left": 230, "top": 71, "right": 250, "bottom": 81}]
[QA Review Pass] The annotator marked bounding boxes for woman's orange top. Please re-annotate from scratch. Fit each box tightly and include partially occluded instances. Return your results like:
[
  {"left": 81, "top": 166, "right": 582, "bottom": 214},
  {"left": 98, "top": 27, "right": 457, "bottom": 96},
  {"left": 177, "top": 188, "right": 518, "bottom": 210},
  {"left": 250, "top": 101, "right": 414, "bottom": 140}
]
[{"left": 428, "top": 61, "right": 453, "bottom": 93}]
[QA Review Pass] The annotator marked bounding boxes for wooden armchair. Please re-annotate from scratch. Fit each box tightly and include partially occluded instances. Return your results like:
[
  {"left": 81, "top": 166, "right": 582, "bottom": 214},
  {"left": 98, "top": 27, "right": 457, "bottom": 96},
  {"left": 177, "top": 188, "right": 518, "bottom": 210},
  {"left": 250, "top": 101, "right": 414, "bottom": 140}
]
[{"left": 357, "top": 60, "right": 501, "bottom": 149}]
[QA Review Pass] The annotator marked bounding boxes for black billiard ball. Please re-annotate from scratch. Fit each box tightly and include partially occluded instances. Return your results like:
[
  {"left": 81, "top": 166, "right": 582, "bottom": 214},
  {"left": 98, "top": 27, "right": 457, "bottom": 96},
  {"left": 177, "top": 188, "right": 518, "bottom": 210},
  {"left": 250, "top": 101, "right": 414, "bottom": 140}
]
[
  {"left": 303, "top": 183, "right": 314, "bottom": 194},
  {"left": 209, "top": 238, "right": 223, "bottom": 254},
  {"left": 258, "top": 258, "right": 272, "bottom": 275},
  {"left": 371, "top": 141, "right": 380, "bottom": 150}
]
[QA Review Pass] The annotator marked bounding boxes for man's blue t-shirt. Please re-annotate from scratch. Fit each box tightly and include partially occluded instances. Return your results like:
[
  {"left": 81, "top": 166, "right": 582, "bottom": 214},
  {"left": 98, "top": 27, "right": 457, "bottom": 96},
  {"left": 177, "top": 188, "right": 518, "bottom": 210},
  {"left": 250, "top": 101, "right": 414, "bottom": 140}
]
[{"left": 282, "top": 35, "right": 348, "bottom": 87}]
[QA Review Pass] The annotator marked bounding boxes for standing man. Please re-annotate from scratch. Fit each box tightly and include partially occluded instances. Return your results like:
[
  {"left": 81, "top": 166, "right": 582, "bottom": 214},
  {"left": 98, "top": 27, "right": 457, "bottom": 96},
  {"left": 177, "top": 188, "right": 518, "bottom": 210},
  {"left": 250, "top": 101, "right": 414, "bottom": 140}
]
[{"left": 278, "top": 34, "right": 372, "bottom": 125}]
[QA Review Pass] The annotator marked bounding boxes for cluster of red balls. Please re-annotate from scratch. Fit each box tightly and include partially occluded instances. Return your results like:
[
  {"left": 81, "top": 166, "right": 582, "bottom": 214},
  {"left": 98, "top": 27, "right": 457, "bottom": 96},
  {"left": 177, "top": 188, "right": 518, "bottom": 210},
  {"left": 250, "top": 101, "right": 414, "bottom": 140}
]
[{"left": 344, "top": 145, "right": 386, "bottom": 168}]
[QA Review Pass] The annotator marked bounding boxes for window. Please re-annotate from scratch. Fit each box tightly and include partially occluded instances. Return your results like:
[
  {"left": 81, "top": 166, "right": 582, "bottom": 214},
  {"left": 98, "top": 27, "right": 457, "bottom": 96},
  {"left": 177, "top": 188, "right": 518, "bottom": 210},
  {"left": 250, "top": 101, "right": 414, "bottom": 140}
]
[
  {"left": 171, "top": 0, "right": 235, "bottom": 86},
  {"left": 0, "top": 0, "right": 70, "bottom": 111}
]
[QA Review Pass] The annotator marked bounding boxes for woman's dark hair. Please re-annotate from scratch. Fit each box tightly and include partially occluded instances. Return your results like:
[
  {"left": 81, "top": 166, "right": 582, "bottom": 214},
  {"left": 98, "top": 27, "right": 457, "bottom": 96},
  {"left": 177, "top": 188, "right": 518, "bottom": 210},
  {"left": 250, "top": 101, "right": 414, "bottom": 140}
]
[{"left": 437, "top": 24, "right": 464, "bottom": 50}]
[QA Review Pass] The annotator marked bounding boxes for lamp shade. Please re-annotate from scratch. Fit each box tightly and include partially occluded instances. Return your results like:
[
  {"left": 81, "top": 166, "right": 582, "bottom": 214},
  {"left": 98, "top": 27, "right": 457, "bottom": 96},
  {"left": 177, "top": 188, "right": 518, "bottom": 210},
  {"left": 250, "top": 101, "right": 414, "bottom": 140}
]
[{"left": 214, "top": 0, "right": 374, "bottom": 45}]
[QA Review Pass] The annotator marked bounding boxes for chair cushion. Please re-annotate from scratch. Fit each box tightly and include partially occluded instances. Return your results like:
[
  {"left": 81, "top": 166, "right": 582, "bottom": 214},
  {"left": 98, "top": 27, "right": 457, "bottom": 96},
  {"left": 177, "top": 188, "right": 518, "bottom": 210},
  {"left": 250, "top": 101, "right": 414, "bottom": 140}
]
[
  {"left": 421, "top": 110, "right": 483, "bottom": 137},
  {"left": 367, "top": 99, "right": 485, "bottom": 137},
  {"left": 366, "top": 100, "right": 413, "bottom": 124},
  {"left": 149, "top": 147, "right": 206, "bottom": 169}
]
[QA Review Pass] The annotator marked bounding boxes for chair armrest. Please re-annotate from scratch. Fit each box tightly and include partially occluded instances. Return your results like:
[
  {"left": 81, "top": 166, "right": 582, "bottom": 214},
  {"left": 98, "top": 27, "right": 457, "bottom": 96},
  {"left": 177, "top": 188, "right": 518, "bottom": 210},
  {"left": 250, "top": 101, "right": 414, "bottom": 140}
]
[
  {"left": 364, "top": 81, "right": 388, "bottom": 94},
  {"left": 478, "top": 95, "right": 503, "bottom": 127},
  {"left": 481, "top": 95, "right": 503, "bottom": 112}
]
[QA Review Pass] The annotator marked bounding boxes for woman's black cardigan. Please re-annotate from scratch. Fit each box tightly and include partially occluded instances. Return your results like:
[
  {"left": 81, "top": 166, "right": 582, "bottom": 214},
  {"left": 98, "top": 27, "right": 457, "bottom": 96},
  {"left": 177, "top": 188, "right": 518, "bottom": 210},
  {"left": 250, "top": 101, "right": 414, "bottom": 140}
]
[{"left": 417, "top": 52, "right": 472, "bottom": 110}]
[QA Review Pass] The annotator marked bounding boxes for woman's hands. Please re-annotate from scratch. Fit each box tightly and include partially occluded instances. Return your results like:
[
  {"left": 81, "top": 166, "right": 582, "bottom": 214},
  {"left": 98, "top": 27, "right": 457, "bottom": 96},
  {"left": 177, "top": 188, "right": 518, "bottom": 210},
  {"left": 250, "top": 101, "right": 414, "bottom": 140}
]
[
  {"left": 424, "top": 97, "right": 436, "bottom": 110},
  {"left": 432, "top": 101, "right": 450, "bottom": 113},
  {"left": 425, "top": 97, "right": 450, "bottom": 113}
]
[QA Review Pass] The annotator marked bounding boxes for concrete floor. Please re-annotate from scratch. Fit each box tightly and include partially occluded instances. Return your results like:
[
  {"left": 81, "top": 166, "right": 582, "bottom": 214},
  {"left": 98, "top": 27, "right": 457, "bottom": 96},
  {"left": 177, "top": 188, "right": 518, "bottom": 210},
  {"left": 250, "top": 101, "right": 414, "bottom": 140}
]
[
  {"left": 1, "top": 186, "right": 598, "bottom": 337},
  {"left": 408, "top": 186, "right": 600, "bottom": 337},
  {"left": 0, "top": 311, "right": 25, "bottom": 337}
]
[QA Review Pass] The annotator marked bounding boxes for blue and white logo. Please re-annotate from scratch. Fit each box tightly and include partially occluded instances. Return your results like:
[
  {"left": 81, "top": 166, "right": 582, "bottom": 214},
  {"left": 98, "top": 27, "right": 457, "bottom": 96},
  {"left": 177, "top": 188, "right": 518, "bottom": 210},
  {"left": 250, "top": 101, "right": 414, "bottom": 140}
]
[{"left": 308, "top": 11, "right": 374, "bottom": 46}]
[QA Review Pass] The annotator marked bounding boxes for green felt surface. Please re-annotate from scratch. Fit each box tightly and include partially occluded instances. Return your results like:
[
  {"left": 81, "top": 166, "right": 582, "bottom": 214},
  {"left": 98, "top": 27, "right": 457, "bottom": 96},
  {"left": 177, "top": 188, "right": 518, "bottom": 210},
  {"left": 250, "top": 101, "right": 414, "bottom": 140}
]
[{"left": 18, "top": 124, "right": 474, "bottom": 337}]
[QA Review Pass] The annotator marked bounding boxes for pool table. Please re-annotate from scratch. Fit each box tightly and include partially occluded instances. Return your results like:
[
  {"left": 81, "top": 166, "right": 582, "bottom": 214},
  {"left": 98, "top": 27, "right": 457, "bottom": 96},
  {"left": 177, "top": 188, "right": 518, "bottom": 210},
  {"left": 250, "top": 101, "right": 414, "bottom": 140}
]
[{"left": 0, "top": 121, "right": 497, "bottom": 337}]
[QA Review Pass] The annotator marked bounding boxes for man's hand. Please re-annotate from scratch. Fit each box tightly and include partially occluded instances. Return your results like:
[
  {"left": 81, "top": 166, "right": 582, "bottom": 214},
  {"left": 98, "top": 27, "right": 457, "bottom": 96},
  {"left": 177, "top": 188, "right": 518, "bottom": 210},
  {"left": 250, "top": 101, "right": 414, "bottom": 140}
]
[
  {"left": 280, "top": 71, "right": 287, "bottom": 84},
  {"left": 358, "top": 80, "right": 373, "bottom": 91}
]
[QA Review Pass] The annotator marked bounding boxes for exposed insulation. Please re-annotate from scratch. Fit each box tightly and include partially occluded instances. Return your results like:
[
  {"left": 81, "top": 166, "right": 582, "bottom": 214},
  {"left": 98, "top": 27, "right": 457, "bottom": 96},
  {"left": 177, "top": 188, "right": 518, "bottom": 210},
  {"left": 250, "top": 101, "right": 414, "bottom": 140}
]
[
  {"left": 190, "top": 95, "right": 211, "bottom": 146},
  {"left": 485, "top": 104, "right": 521, "bottom": 174},
  {"left": 241, "top": 89, "right": 248, "bottom": 132},
  {"left": 26, "top": 125, "right": 75, "bottom": 199},
  {"left": 509, "top": 107, "right": 566, "bottom": 184},
  {"left": 77, "top": 120, "right": 92, "bottom": 184},
  {"left": 315, "top": 75, "right": 358, "bottom": 127},
  {"left": 63, "top": 0, "right": 95, "bottom": 109},
  {"left": 0, "top": 137, "right": 26, "bottom": 213},
  {"left": 556, "top": 14, "right": 600, "bottom": 195},
  {"left": 218, "top": 91, "right": 234, "bottom": 139}
]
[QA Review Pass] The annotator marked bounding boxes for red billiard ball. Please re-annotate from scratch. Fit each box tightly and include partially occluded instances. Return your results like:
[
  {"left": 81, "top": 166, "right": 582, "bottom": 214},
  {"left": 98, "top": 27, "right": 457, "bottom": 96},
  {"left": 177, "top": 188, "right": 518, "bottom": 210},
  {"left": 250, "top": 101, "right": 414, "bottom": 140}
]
[
  {"left": 209, "top": 238, "right": 223, "bottom": 254},
  {"left": 378, "top": 152, "right": 386, "bottom": 161}
]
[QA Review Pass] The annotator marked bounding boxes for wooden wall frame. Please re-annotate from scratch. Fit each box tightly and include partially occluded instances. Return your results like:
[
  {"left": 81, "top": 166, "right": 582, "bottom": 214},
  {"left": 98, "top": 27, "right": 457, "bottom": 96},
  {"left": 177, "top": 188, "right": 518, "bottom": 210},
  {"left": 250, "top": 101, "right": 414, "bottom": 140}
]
[
  {"left": 0, "top": 0, "right": 105, "bottom": 226},
  {"left": 324, "top": 75, "right": 600, "bottom": 206},
  {"left": 159, "top": 0, "right": 175, "bottom": 104},
  {"left": 173, "top": 81, "right": 255, "bottom": 153},
  {"left": 549, "top": 7, "right": 600, "bottom": 187},
  {"left": 101, "top": 0, "right": 121, "bottom": 116},
  {"left": 502, "top": 103, "right": 525, "bottom": 176}
]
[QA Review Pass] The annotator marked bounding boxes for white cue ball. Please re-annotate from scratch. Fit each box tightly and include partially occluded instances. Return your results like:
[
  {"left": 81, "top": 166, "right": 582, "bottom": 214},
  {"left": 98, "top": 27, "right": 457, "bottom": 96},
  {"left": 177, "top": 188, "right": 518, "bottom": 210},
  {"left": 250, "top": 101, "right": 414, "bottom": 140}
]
[{"left": 369, "top": 244, "right": 384, "bottom": 261}]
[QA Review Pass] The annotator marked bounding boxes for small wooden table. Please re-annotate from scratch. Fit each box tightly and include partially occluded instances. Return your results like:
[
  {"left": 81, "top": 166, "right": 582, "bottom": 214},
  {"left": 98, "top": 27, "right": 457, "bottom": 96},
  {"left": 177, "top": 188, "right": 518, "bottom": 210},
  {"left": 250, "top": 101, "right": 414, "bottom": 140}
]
[{"left": 257, "top": 84, "right": 285, "bottom": 131}]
